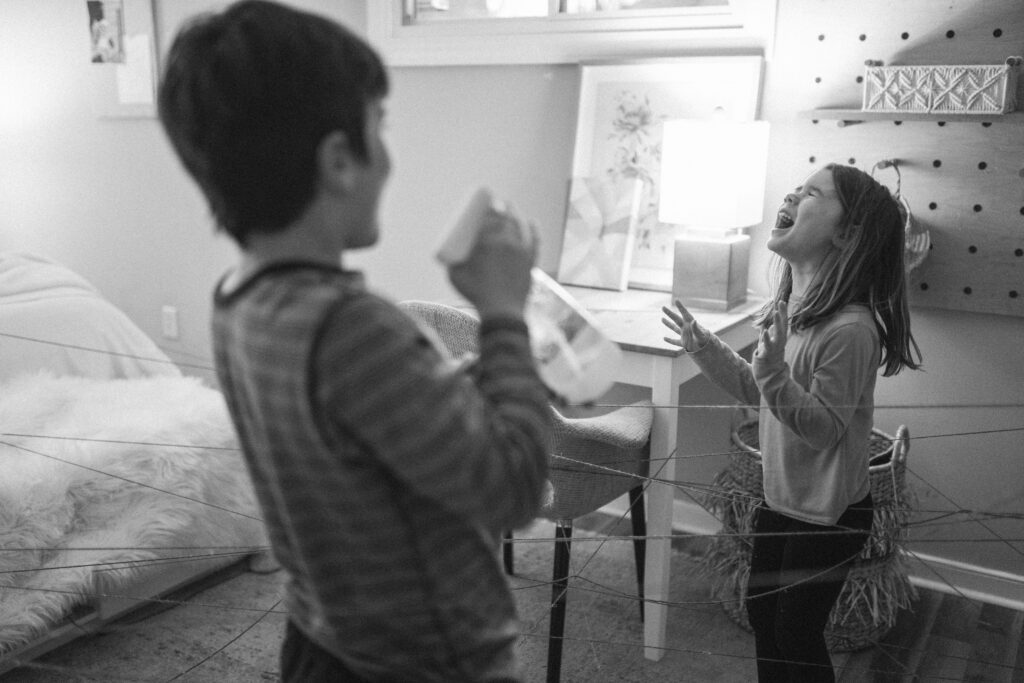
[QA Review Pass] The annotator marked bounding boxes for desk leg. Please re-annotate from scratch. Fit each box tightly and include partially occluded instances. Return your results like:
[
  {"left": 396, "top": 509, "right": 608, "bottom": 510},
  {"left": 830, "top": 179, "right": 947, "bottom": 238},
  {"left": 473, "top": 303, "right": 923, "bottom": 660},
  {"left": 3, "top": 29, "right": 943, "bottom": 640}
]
[{"left": 642, "top": 358, "right": 681, "bottom": 661}]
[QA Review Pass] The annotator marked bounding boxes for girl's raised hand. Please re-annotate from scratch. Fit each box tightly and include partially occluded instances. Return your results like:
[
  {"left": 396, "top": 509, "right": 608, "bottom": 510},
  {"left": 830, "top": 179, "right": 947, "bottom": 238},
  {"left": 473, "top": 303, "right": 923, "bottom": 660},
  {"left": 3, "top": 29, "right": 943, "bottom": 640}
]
[
  {"left": 757, "top": 300, "right": 788, "bottom": 362},
  {"left": 662, "top": 299, "right": 710, "bottom": 352}
]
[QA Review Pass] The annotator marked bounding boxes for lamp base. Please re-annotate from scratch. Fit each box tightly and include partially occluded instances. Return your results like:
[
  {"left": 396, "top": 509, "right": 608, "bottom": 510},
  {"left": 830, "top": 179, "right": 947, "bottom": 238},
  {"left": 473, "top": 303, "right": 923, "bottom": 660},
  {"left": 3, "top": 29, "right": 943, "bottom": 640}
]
[{"left": 672, "top": 234, "right": 750, "bottom": 311}]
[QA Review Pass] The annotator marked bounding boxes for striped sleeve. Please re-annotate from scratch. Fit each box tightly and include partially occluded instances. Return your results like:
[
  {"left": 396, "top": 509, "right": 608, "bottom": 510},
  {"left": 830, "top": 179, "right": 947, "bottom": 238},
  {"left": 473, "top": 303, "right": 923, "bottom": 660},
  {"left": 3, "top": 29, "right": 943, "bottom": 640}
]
[{"left": 313, "top": 297, "right": 551, "bottom": 531}]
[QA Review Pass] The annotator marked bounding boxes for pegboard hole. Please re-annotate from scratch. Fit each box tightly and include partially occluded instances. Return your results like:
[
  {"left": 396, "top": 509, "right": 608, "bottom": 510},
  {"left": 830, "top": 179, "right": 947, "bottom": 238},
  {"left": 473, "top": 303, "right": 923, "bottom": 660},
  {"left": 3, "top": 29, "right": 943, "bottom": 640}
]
[
  {"left": 859, "top": 34, "right": 867, "bottom": 41},
  {"left": 982, "top": 121, "right": 992, "bottom": 128},
  {"left": 993, "top": 28, "right": 1003, "bottom": 38},
  {"left": 1015, "top": 248, "right": 1024, "bottom": 257},
  {"left": 919, "top": 283, "right": 929, "bottom": 291},
  {"left": 945, "top": 30, "right": 955, "bottom": 38},
  {"left": 963, "top": 287, "right": 973, "bottom": 295},
  {"left": 968, "top": 245, "right": 978, "bottom": 254},
  {"left": 928, "top": 202, "right": 938, "bottom": 210},
  {"left": 1011, "top": 291, "right": 1020, "bottom": 299},
  {"left": 893, "top": 120, "right": 903, "bottom": 126},
  {"left": 818, "top": 34, "right": 826, "bottom": 41},
  {"left": 978, "top": 162, "right": 988, "bottom": 170},
  {"left": 815, "top": 76, "right": 822, "bottom": 84},
  {"left": 932, "top": 159, "right": 942, "bottom": 168},
  {"left": 973, "top": 204, "right": 983, "bottom": 212},
  {"left": 809, "top": 156, "right": 816, "bottom": 163},
  {"left": 901, "top": 31, "right": 910, "bottom": 40},
  {"left": 856, "top": 75, "right": 863, "bottom": 83},
  {"left": 848, "top": 157, "right": 856, "bottom": 165},
  {"left": 938, "top": 121, "right": 947, "bottom": 127}
]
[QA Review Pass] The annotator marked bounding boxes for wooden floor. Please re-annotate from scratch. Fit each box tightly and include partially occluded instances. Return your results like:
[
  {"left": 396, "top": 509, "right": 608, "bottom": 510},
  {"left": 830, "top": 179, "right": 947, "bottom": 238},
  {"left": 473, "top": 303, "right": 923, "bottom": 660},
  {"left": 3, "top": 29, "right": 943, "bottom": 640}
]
[{"left": 833, "top": 588, "right": 1024, "bottom": 682}]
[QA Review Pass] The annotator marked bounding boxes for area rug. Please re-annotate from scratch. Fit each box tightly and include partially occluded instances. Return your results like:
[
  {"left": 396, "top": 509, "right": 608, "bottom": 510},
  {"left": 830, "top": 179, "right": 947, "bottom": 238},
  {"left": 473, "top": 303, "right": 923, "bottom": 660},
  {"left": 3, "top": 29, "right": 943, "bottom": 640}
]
[{"left": 508, "top": 516, "right": 757, "bottom": 683}]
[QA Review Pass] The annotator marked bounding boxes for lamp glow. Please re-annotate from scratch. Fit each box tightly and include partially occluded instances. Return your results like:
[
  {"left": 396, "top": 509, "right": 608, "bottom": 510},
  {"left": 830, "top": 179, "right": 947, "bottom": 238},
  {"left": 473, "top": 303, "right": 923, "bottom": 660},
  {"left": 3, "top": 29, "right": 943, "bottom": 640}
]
[
  {"left": 658, "top": 119, "right": 769, "bottom": 232},
  {"left": 658, "top": 119, "right": 769, "bottom": 310}
]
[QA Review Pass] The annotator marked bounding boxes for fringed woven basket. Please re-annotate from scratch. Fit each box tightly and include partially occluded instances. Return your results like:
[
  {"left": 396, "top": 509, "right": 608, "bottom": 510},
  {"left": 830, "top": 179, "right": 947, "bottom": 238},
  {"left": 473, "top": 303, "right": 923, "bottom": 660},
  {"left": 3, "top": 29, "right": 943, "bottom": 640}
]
[{"left": 700, "top": 420, "right": 917, "bottom": 652}]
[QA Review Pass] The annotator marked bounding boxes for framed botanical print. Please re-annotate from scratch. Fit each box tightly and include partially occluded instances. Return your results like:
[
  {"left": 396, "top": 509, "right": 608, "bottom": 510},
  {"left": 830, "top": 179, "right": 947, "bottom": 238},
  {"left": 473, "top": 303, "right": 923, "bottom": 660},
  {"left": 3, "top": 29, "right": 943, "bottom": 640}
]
[{"left": 568, "top": 57, "right": 763, "bottom": 291}]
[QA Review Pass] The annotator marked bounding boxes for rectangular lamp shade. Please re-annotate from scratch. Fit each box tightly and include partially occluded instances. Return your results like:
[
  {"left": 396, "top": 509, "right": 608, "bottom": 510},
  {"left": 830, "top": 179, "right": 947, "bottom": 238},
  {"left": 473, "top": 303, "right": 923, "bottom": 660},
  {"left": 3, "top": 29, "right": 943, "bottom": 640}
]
[
  {"left": 659, "top": 118, "right": 768, "bottom": 310},
  {"left": 658, "top": 119, "right": 770, "bottom": 231}
]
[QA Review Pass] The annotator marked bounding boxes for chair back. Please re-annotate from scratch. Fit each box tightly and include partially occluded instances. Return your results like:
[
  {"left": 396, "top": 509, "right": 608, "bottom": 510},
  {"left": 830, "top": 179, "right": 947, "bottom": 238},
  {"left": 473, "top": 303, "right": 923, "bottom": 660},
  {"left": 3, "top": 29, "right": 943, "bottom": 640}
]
[{"left": 399, "top": 300, "right": 479, "bottom": 359}]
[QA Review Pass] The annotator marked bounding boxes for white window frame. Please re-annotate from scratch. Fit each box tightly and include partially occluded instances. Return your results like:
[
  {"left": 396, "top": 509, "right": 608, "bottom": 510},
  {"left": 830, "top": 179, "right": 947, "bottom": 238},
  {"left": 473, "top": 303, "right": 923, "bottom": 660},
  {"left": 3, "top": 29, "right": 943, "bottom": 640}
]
[{"left": 366, "top": 0, "right": 777, "bottom": 66}]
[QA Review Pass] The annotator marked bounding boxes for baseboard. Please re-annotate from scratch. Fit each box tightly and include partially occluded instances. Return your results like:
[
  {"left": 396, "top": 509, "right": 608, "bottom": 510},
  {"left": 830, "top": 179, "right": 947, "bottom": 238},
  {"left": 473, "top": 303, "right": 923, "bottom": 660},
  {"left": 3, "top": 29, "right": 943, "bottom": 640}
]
[
  {"left": 900, "top": 550, "right": 1024, "bottom": 612},
  {"left": 600, "top": 495, "right": 1024, "bottom": 612}
]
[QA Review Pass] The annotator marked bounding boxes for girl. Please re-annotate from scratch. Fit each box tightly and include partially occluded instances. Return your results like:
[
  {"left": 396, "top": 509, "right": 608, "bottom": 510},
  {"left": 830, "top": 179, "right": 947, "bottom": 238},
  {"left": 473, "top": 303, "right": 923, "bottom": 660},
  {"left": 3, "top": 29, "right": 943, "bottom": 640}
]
[{"left": 662, "top": 163, "right": 921, "bottom": 682}]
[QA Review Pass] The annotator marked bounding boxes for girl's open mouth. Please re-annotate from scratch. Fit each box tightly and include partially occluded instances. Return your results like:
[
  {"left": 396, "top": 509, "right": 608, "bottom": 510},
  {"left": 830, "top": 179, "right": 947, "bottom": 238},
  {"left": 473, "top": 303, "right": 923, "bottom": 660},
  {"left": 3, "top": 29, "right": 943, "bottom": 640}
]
[{"left": 774, "top": 212, "right": 794, "bottom": 230}]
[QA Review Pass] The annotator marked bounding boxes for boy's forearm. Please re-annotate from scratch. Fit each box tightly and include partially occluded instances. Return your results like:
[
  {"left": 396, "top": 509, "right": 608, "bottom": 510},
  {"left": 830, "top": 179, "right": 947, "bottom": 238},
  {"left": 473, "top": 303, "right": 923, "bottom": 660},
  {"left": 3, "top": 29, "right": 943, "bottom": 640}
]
[{"left": 474, "top": 318, "right": 552, "bottom": 528}]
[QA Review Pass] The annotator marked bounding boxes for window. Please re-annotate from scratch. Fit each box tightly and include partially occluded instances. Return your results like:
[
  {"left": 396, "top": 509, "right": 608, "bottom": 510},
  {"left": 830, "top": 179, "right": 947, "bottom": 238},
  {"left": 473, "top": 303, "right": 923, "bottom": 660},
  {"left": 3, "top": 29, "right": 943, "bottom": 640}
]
[{"left": 366, "top": 0, "right": 777, "bottom": 66}]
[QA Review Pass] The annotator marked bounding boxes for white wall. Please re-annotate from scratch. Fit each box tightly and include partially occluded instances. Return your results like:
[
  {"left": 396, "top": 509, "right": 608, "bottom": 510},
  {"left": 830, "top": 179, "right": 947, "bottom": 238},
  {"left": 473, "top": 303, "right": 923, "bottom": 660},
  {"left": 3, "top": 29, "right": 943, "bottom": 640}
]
[
  {"left": 0, "top": 0, "right": 366, "bottom": 382},
  {"left": 1, "top": 0, "right": 1021, "bottom": 586}
]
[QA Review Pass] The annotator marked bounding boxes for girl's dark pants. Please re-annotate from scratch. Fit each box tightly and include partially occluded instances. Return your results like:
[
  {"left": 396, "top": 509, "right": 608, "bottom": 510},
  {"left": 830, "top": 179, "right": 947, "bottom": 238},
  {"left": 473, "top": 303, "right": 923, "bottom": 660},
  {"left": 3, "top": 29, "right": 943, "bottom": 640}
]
[{"left": 746, "top": 493, "right": 873, "bottom": 682}]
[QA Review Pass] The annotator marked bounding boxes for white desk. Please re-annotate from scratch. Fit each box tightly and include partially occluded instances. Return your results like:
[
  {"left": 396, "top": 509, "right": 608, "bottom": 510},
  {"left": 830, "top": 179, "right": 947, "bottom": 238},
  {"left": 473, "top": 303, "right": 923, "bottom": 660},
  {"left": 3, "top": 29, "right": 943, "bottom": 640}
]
[{"left": 562, "top": 286, "right": 762, "bottom": 661}]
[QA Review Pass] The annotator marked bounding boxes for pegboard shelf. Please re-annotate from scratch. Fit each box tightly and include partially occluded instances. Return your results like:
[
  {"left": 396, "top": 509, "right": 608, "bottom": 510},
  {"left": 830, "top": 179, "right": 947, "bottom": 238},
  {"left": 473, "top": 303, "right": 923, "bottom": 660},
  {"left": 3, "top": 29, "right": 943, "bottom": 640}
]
[{"left": 800, "top": 109, "right": 1024, "bottom": 127}]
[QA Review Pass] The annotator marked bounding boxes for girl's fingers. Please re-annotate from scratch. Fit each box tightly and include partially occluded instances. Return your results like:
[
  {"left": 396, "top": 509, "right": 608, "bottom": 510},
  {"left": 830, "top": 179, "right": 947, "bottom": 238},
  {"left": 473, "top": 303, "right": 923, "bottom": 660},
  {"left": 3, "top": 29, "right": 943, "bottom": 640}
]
[
  {"left": 661, "top": 305, "right": 683, "bottom": 325},
  {"left": 664, "top": 336, "right": 683, "bottom": 347},
  {"left": 673, "top": 299, "right": 696, "bottom": 323},
  {"left": 661, "top": 316, "right": 681, "bottom": 334}
]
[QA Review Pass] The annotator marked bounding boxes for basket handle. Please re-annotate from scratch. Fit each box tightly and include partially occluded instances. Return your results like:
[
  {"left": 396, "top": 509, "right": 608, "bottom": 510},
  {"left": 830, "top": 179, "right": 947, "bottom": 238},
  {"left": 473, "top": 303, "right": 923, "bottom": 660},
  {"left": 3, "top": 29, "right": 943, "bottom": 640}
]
[{"left": 892, "top": 424, "right": 910, "bottom": 464}]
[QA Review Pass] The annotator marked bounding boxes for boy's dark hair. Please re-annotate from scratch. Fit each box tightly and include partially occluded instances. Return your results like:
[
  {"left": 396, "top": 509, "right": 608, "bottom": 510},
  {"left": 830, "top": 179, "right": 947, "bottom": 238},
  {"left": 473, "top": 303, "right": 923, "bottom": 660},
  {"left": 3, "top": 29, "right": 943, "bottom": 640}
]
[
  {"left": 762, "top": 163, "right": 922, "bottom": 376},
  {"left": 157, "top": 0, "right": 389, "bottom": 246}
]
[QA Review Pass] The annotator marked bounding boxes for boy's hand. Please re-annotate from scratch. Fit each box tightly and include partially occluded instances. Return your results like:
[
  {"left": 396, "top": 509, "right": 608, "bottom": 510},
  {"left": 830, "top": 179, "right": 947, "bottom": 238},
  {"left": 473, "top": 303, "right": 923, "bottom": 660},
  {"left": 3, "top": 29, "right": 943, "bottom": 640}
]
[
  {"left": 448, "top": 204, "right": 537, "bottom": 320},
  {"left": 756, "top": 301, "right": 787, "bottom": 363},
  {"left": 661, "top": 299, "right": 710, "bottom": 352}
]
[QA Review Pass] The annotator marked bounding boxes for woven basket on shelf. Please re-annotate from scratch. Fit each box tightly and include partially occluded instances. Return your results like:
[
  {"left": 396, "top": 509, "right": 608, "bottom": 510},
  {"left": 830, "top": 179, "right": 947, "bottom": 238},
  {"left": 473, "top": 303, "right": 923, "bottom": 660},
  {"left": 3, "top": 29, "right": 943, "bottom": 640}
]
[{"left": 699, "top": 420, "right": 917, "bottom": 652}]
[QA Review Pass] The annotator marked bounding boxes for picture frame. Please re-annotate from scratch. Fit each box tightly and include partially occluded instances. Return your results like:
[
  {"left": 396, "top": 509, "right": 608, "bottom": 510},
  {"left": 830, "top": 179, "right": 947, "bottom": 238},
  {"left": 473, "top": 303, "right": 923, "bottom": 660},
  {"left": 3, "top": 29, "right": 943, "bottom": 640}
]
[
  {"left": 556, "top": 175, "right": 643, "bottom": 291},
  {"left": 88, "top": 0, "right": 158, "bottom": 119},
  {"left": 569, "top": 57, "right": 764, "bottom": 291}
]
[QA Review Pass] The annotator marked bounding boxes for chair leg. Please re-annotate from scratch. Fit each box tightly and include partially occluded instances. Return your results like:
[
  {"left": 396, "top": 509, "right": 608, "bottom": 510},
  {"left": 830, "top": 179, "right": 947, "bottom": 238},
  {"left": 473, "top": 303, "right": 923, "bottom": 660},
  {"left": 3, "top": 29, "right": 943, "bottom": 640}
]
[
  {"left": 628, "top": 486, "right": 646, "bottom": 622},
  {"left": 502, "top": 530, "right": 514, "bottom": 575},
  {"left": 547, "top": 520, "right": 572, "bottom": 683}
]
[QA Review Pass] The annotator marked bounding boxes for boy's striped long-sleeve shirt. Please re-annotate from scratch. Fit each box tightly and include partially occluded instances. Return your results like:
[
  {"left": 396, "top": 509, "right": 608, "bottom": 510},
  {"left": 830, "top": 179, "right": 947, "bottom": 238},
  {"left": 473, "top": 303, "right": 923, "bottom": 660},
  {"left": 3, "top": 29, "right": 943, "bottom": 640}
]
[{"left": 211, "top": 262, "right": 551, "bottom": 682}]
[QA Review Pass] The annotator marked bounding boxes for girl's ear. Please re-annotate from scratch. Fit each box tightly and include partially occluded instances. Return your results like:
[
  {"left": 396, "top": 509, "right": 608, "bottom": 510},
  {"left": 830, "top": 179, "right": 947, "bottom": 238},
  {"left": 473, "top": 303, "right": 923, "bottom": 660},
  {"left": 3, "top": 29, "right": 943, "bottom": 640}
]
[
  {"left": 832, "top": 222, "right": 857, "bottom": 249},
  {"left": 316, "top": 131, "right": 358, "bottom": 195}
]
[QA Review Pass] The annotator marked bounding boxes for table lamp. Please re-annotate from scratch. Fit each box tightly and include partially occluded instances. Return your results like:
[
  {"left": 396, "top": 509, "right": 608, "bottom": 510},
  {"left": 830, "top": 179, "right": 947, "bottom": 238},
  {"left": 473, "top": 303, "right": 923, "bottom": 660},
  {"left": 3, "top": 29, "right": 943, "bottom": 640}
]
[{"left": 658, "top": 119, "right": 769, "bottom": 311}]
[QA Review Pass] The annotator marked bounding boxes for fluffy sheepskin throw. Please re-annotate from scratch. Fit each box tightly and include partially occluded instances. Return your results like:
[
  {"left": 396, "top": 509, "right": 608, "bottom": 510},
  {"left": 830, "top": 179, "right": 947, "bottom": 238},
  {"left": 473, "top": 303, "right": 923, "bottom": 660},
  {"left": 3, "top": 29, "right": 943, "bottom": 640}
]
[{"left": 0, "top": 373, "right": 267, "bottom": 650}]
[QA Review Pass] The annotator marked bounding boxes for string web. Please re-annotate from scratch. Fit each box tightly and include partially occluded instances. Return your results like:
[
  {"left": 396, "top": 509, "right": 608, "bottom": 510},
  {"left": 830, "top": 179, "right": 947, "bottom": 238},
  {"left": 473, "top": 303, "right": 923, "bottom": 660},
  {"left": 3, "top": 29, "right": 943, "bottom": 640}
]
[{"left": 0, "top": 331, "right": 1021, "bottom": 680}]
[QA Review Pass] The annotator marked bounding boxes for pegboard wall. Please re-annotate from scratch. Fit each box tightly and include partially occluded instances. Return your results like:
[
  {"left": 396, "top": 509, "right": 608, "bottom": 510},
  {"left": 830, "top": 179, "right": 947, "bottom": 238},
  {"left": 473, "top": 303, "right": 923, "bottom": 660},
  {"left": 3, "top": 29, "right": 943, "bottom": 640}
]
[{"left": 764, "top": 0, "right": 1024, "bottom": 318}]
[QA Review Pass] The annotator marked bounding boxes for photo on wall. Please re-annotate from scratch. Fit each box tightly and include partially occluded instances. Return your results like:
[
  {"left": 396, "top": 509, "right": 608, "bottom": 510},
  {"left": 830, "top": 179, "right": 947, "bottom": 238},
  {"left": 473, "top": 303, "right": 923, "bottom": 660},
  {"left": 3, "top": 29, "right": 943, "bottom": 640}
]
[{"left": 87, "top": 0, "right": 125, "bottom": 63}]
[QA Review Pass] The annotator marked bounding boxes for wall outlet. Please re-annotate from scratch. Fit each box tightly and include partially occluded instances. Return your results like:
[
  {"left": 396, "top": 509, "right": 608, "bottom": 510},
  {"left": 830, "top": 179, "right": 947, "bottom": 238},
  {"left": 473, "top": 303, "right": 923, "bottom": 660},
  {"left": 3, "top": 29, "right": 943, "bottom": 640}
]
[{"left": 161, "top": 305, "right": 179, "bottom": 339}]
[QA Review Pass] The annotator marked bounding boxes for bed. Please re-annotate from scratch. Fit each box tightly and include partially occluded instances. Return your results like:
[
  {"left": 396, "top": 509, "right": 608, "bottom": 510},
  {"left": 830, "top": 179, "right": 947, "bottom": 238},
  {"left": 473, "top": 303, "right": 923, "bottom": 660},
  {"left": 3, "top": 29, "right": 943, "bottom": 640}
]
[{"left": 0, "top": 252, "right": 267, "bottom": 670}]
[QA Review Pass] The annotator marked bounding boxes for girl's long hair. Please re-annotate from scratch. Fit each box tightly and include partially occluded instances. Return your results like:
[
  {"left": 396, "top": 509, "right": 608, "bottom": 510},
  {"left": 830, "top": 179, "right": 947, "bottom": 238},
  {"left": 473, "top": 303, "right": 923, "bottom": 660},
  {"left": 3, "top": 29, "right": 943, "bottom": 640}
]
[{"left": 757, "top": 163, "right": 922, "bottom": 376}]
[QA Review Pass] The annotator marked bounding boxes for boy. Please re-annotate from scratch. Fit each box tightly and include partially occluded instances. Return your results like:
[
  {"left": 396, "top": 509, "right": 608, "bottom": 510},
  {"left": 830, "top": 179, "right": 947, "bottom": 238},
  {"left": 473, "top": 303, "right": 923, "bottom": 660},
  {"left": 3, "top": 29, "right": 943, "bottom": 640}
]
[{"left": 157, "top": 2, "right": 552, "bottom": 681}]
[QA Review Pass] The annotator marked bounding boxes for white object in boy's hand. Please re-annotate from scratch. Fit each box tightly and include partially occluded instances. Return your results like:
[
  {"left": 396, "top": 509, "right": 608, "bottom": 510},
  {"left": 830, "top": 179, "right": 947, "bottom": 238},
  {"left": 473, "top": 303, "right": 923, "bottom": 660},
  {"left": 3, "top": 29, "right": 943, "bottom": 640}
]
[
  {"left": 436, "top": 187, "right": 526, "bottom": 265},
  {"left": 436, "top": 187, "right": 622, "bottom": 404}
]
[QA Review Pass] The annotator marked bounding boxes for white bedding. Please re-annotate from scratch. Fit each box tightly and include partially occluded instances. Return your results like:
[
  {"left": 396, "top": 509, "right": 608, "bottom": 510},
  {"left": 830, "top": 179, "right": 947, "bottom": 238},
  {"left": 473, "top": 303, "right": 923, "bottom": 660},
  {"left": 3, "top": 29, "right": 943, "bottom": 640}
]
[
  {"left": 0, "top": 252, "right": 181, "bottom": 381},
  {"left": 0, "top": 252, "right": 266, "bottom": 653},
  {"left": 0, "top": 372, "right": 266, "bottom": 650}
]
